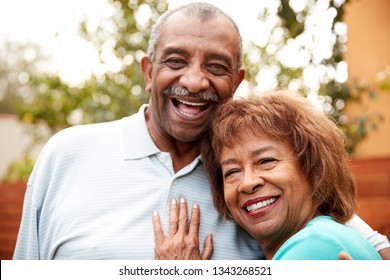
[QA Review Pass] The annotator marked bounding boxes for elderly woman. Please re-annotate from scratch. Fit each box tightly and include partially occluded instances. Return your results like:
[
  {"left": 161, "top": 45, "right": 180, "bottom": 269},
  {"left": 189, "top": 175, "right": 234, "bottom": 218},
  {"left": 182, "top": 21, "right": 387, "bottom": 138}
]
[
  {"left": 152, "top": 90, "right": 386, "bottom": 259},
  {"left": 199, "top": 90, "right": 381, "bottom": 259}
]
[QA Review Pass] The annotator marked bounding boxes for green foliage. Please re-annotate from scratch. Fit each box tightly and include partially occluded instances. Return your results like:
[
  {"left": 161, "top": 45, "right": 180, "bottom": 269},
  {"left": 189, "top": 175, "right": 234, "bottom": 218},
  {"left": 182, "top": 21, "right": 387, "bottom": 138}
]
[
  {"left": 1, "top": 0, "right": 168, "bottom": 181},
  {"left": 3, "top": 156, "right": 35, "bottom": 183},
  {"left": 14, "top": 0, "right": 168, "bottom": 133},
  {"left": 245, "top": 0, "right": 387, "bottom": 154},
  {"left": 1, "top": 0, "right": 389, "bottom": 182},
  {"left": 0, "top": 42, "right": 41, "bottom": 114},
  {"left": 278, "top": 0, "right": 305, "bottom": 38}
]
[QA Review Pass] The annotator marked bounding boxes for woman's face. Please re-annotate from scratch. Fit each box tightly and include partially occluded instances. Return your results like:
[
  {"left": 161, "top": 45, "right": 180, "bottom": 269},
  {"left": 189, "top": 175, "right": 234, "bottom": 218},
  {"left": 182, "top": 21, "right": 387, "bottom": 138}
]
[{"left": 220, "top": 131, "right": 315, "bottom": 244}]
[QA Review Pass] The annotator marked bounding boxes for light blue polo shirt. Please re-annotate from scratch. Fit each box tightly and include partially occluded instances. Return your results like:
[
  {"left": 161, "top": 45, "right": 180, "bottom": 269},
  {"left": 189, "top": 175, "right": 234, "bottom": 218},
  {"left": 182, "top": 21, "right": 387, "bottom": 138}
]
[{"left": 13, "top": 105, "right": 263, "bottom": 260}]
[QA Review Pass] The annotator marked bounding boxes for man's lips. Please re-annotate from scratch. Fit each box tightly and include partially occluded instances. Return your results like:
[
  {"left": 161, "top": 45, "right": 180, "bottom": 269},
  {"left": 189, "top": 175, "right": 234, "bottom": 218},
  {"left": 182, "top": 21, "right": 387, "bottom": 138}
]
[
  {"left": 176, "top": 98, "right": 208, "bottom": 107},
  {"left": 172, "top": 97, "right": 211, "bottom": 118},
  {"left": 242, "top": 196, "right": 279, "bottom": 213}
]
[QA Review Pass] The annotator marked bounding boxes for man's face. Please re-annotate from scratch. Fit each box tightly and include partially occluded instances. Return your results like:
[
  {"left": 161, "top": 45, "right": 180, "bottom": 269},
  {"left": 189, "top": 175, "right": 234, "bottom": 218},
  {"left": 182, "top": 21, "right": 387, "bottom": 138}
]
[{"left": 142, "top": 12, "right": 244, "bottom": 143}]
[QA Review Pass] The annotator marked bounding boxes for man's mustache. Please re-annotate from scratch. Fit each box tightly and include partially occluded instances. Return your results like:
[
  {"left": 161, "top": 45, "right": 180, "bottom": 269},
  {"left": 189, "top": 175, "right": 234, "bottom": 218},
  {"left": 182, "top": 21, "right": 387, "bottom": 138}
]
[{"left": 163, "top": 87, "right": 220, "bottom": 103}]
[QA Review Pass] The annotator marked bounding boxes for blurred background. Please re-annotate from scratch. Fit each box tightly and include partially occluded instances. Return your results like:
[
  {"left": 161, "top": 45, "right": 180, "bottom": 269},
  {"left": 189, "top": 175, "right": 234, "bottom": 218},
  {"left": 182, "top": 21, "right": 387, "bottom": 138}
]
[{"left": 0, "top": 0, "right": 389, "bottom": 259}]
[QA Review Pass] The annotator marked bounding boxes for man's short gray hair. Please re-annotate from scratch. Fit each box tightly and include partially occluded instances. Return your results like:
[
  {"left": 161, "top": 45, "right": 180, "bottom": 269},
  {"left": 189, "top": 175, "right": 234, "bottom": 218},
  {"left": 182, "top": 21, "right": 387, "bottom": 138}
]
[{"left": 147, "top": 2, "right": 243, "bottom": 71}]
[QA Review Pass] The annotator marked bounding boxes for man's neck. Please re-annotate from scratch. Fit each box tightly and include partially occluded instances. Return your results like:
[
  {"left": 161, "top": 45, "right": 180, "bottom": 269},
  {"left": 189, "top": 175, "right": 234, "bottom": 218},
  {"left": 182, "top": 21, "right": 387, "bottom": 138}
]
[
  {"left": 168, "top": 143, "right": 201, "bottom": 173},
  {"left": 145, "top": 107, "right": 203, "bottom": 173}
]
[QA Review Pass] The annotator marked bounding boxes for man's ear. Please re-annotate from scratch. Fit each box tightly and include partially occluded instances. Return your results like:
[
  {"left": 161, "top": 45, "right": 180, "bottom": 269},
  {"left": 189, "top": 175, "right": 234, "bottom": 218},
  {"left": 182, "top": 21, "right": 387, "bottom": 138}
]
[
  {"left": 232, "top": 69, "right": 245, "bottom": 94},
  {"left": 141, "top": 56, "right": 153, "bottom": 93}
]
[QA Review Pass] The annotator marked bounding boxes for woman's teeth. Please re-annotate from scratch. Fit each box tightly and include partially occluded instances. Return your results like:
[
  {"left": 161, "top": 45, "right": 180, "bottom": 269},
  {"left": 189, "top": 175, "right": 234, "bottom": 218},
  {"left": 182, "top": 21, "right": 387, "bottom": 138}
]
[{"left": 246, "top": 197, "right": 277, "bottom": 212}]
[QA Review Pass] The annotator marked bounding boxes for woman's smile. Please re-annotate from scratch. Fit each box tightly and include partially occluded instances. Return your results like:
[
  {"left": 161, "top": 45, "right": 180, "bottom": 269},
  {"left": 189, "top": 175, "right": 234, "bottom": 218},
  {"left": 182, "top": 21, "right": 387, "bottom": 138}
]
[{"left": 242, "top": 196, "right": 280, "bottom": 216}]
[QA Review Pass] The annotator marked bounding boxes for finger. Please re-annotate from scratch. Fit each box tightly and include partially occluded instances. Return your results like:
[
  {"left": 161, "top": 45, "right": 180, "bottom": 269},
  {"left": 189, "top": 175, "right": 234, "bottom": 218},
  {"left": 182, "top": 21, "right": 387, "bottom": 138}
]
[
  {"left": 168, "top": 198, "right": 179, "bottom": 238},
  {"left": 188, "top": 203, "right": 200, "bottom": 237},
  {"left": 201, "top": 234, "right": 214, "bottom": 260},
  {"left": 338, "top": 251, "right": 353, "bottom": 260},
  {"left": 178, "top": 197, "right": 189, "bottom": 234},
  {"left": 153, "top": 211, "right": 165, "bottom": 245}
]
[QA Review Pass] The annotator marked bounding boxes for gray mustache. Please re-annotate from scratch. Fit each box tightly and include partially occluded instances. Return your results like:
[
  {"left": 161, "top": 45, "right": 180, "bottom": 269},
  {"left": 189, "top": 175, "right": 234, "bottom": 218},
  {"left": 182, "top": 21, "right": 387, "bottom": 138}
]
[{"left": 163, "top": 87, "right": 220, "bottom": 103}]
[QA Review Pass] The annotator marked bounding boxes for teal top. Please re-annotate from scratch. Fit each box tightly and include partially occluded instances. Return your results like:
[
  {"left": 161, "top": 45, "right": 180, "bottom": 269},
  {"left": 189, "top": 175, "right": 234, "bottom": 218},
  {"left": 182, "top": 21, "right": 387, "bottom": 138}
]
[{"left": 273, "top": 216, "right": 381, "bottom": 260}]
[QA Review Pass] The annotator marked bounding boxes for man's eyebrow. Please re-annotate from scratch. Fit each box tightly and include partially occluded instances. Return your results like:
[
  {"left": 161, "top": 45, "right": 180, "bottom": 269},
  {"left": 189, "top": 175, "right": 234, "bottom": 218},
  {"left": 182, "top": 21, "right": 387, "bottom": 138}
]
[
  {"left": 206, "top": 52, "right": 234, "bottom": 67},
  {"left": 160, "top": 46, "right": 189, "bottom": 57},
  {"left": 161, "top": 46, "right": 234, "bottom": 67}
]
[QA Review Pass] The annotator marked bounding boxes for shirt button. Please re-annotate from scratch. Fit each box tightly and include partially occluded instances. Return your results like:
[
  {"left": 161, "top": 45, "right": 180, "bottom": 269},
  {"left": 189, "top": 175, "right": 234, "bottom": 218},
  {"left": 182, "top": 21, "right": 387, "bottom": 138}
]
[{"left": 158, "top": 154, "right": 166, "bottom": 162}]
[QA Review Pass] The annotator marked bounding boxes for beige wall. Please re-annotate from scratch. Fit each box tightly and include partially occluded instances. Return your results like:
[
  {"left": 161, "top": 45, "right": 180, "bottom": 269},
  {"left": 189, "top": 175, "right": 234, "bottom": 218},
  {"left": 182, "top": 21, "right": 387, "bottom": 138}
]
[
  {"left": 0, "top": 114, "right": 46, "bottom": 180},
  {"left": 344, "top": 0, "right": 390, "bottom": 157}
]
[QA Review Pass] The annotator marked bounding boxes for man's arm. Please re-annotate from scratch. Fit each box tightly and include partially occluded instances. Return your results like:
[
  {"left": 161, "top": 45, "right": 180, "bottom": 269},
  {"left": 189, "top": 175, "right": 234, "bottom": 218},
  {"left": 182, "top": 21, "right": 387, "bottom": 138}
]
[
  {"left": 346, "top": 214, "right": 390, "bottom": 260},
  {"left": 338, "top": 251, "right": 352, "bottom": 260},
  {"left": 13, "top": 185, "right": 40, "bottom": 259},
  {"left": 378, "top": 248, "right": 390, "bottom": 260}
]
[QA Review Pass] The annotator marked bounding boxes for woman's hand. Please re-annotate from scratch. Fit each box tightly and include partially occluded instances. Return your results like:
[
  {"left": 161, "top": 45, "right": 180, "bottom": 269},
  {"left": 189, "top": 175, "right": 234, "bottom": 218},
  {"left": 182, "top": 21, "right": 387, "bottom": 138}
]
[{"left": 153, "top": 197, "right": 214, "bottom": 260}]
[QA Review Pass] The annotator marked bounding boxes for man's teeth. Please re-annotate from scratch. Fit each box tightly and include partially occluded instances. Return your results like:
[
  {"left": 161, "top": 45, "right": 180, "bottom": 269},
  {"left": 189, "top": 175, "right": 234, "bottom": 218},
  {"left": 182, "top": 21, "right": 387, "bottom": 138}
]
[
  {"left": 246, "top": 197, "right": 277, "bottom": 212},
  {"left": 177, "top": 99, "right": 207, "bottom": 106}
]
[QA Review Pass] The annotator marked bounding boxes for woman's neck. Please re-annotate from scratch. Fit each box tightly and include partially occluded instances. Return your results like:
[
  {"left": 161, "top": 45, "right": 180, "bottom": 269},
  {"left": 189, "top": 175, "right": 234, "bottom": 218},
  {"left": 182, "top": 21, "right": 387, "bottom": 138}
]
[{"left": 261, "top": 209, "right": 321, "bottom": 259}]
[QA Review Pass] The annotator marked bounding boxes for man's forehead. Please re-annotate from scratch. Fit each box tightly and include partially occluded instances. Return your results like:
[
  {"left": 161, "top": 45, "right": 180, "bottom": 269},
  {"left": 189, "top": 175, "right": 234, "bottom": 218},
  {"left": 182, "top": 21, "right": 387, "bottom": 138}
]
[
  {"left": 155, "top": 9, "right": 241, "bottom": 67},
  {"left": 159, "top": 12, "right": 237, "bottom": 47},
  {"left": 164, "top": 10, "right": 234, "bottom": 32}
]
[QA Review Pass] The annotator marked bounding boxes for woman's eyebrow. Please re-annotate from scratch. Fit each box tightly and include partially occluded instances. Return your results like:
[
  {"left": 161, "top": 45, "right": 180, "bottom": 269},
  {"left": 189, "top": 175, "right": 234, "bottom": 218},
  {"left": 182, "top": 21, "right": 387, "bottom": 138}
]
[
  {"left": 221, "top": 158, "right": 237, "bottom": 166},
  {"left": 221, "top": 146, "right": 275, "bottom": 166},
  {"left": 250, "top": 146, "right": 274, "bottom": 157}
]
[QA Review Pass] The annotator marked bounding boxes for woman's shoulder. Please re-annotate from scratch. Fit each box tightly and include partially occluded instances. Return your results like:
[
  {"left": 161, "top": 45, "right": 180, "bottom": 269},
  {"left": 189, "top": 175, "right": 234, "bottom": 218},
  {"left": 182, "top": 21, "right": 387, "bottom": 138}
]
[{"left": 273, "top": 216, "right": 381, "bottom": 260}]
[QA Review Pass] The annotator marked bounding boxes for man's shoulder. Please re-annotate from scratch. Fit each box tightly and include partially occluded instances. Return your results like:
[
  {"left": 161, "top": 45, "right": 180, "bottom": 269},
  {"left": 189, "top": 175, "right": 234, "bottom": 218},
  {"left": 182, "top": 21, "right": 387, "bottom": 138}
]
[{"left": 50, "top": 119, "right": 122, "bottom": 144}]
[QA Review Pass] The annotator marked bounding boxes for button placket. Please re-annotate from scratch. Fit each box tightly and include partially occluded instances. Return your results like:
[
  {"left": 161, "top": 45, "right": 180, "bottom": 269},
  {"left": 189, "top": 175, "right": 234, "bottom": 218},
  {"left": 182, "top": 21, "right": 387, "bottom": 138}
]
[{"left": 158, "top": 154, "right": 166, "bottom": 162}]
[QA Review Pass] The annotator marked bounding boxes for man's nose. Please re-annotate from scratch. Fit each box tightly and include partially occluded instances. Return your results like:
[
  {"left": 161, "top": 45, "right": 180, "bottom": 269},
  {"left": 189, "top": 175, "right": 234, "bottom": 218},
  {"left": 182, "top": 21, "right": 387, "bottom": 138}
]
[{"left": 179, "top": 64, "right": 210, "bottom": 93}]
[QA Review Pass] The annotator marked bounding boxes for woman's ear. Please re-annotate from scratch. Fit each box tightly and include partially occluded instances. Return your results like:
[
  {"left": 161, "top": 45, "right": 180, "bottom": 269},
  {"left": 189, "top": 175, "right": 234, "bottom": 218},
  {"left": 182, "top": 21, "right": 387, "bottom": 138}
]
[{"left": 141, "top": 56, "right": 153, "bottom": 93}]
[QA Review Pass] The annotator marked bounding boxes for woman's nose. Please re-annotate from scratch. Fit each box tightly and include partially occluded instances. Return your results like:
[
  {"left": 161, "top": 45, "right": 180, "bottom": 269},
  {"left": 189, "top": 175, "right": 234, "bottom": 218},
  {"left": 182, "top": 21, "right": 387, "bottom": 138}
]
[{"left": 238, "top": 169, "right": 265, "bottom": 194}]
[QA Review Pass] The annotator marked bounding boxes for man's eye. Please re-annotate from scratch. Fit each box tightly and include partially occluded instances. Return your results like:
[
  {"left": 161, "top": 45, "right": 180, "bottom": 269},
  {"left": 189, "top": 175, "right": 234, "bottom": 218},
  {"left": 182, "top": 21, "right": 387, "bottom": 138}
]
[
  {"left": 163, "top": 58, "right": 187, "bottom": 69},
  {"left": 206, "top": 63, "right": 229, "bottom": 75}
]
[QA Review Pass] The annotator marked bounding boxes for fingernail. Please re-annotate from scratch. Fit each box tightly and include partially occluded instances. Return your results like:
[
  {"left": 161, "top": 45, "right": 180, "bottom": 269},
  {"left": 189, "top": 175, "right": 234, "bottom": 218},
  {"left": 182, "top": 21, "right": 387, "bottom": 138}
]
[
  {"left": 193, "top": 203, "right": 198, "bottom": 208},
  {"left": 180, "top": 197, "right": 186, "bottom": 204},
  {"left": 153, "top": 210, "right": 158, "bottom": 216},
  {"left": 171, "top": 198, "right": 176, "bottom": 205}
]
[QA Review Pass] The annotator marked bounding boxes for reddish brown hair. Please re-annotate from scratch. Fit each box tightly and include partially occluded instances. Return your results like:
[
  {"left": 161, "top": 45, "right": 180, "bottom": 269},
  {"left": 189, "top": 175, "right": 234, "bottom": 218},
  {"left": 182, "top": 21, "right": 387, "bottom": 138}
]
[{"left": 201, "top": 90, "right": 356, "bottom": 223}]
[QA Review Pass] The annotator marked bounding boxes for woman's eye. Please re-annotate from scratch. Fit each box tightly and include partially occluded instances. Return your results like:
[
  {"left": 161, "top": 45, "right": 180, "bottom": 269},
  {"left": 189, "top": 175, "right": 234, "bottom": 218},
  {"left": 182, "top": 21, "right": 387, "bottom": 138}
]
[
  {"left": 206, "top": 63, "right": 229, "bottom": 75},
  {"left": 224, "top": 169, "right": 239, "bottom": 179},
  {"left": 258, "top": 157, "right": 276, "bottom": 165}
]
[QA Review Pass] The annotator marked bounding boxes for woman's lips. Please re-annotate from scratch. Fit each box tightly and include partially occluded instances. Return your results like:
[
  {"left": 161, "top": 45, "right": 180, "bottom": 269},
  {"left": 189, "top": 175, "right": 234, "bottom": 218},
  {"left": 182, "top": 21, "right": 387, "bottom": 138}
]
[{"left": 242, "top": 196, "right": 280, "bottom": 216}]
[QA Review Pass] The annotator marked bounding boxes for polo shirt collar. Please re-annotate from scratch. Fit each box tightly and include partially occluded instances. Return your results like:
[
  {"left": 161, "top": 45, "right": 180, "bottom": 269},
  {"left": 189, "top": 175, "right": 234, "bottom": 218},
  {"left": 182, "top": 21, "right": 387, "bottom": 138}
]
[
  {"left": 121, "top": 104, "right": 160, "bottom": 160},
  {"left": 121, "top": 104, "right": 203, "bottom": 165}
]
